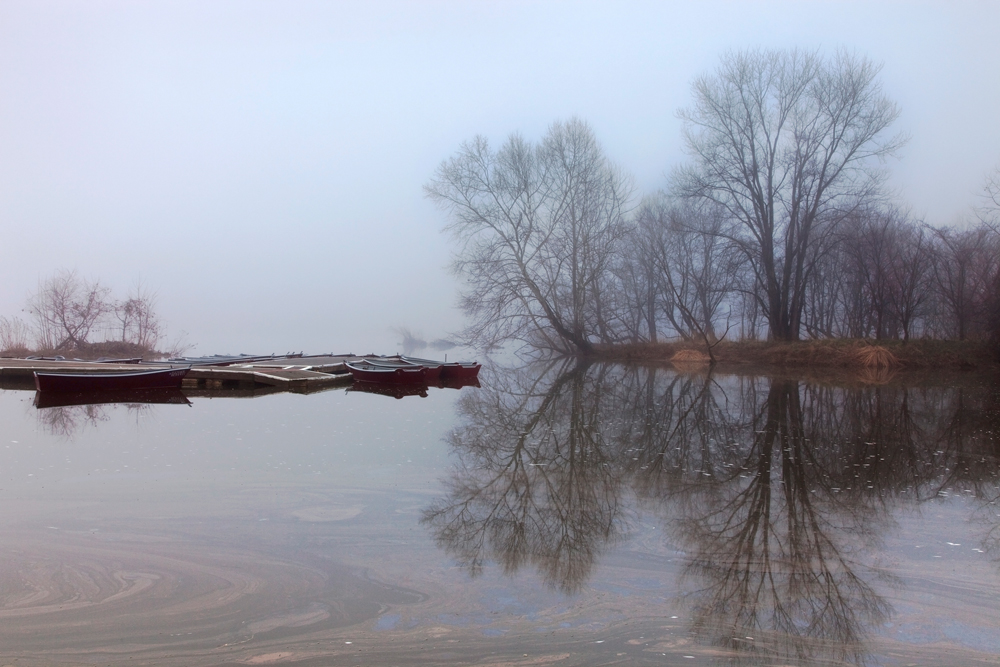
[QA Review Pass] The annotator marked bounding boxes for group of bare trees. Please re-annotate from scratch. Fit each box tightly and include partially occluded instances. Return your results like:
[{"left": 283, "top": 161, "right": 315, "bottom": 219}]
[
  {"left": 430, "top": 48, "right": 1000, "bottom": 353},
  {"left": 0, "top": 270, "right": 165, "bottom": 356}
]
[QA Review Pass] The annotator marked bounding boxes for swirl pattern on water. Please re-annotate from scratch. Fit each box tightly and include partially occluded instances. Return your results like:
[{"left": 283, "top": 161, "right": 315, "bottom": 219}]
[{"left": 0, "top": 526, "right": 424, "bottom": 662}]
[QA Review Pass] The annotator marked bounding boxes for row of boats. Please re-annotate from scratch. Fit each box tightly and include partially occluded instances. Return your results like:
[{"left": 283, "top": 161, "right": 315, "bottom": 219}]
[{"left": 31, "top": 355, "right": 480, "bottom": 393}]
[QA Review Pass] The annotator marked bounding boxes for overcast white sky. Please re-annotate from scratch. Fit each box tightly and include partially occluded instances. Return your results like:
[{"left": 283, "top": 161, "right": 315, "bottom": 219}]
[{"left": 1, "top": 1, "right": 998, "bottom": 355}]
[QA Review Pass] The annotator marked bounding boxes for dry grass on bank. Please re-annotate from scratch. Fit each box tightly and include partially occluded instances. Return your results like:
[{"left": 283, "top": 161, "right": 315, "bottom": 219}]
[
  {"left": 590, "top": 339, "right": 997, "bottom": 371},
  {"left": 0, "top": 341, "right": 165, "bottom": 361},
  {"left": 670, "top": 349, "right": 711, "bottom": 363},
  {"left": 853, "top": 344, "right": 898, "bottom": 369}
]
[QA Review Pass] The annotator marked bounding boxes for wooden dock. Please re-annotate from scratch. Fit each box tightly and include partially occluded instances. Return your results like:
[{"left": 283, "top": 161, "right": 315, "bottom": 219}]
[{"left": 0, "top": 355, "right": 358, "bottom": 394}]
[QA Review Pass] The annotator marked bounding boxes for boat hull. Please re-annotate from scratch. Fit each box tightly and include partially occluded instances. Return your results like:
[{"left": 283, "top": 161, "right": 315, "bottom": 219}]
[
  {"left": 345, "top": 362, "right": 427, "bottom": 384},
  {"left": 362, "top": 356, "right": 443, "bottom": 380},
  {"left": 400, "top": 356, "right": 481, "bottom": 380},
  {"left": 440, "top": 363, "right": 481, "bottom": 380},
  {"left": 34, "top": 367, "right": 190, "bottom": 392}
]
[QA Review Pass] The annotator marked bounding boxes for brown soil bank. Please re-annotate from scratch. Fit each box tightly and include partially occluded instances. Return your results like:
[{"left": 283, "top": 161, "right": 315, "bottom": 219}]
[{"left": 589, "top": 339, "right": 999, "bottom": 372}]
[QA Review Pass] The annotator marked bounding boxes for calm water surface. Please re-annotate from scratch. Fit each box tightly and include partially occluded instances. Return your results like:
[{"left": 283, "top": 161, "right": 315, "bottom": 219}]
[{"left": 1, "top": 363, "right": 998, "bottom": 666}]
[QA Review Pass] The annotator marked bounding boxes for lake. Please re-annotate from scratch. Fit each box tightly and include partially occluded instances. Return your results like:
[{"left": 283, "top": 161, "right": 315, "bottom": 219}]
[{"left": 1, "top": 362, "right": 998, "bottom": 666}]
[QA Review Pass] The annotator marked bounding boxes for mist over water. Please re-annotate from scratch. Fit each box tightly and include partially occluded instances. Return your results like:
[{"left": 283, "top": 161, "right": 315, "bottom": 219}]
[
  {"left": 3, "top": 5, "right": 999, "bottom": 664},
  {"left": 1, "top": 364, "right": 998, "bottom": 665},
  {"left": 2, "top": 3, "right": 999, "bottom": 355}
]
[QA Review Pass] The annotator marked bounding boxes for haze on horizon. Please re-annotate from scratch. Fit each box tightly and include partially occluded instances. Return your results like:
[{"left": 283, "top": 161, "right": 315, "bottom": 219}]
[{"left": 2, "top": 0, "right": 998, "bottom": 355}]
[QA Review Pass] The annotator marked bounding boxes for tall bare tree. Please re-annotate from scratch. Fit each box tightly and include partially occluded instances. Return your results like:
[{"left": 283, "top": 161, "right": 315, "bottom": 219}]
[
  {"left": 26, "top": 270, "right": 111, "bottom": 351},
  {"left": 675, "top": 49, "right": 905, "bottom": 341},
  {"left": 426, "top": 118, "right": 632, "bottom": 354}
]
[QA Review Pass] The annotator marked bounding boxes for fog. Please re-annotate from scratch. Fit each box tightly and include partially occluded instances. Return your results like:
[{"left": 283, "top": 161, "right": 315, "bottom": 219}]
[{"left": 2, "top": 1, "right": 998, "bottom": 355}]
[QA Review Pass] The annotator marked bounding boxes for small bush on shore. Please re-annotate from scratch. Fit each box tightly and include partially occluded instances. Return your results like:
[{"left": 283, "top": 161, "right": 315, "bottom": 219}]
[{"left": 670, "top": 349, "right": 711, "bottom": 363}]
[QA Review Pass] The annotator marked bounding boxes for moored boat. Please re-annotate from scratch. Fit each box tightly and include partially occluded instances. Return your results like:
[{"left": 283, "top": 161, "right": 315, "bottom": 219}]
[
  {"left": 33, "top": 367, "right": 190, "bottom": 392},
  {"left": 400, "top": 355, "right": 481, "bottom": 380},
  {"left": 362, "top": 355, "right": 443, "bottom": 380},
  {"left": 345, "top": 361, "right": 428, "bottom": 384}
]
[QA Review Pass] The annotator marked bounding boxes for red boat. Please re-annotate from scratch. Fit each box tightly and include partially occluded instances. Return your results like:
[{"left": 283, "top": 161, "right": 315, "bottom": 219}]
[
  {"left": 33, "top": 367, "right": 190, "bottom": 392},
  {"left": 401, "top": 355, "right": 481, "bottom": 380},
  {"left": 362, "top": 355, "right": 444, "bottom": 380},
  {"left": 345, "top": 361, "right": 428, "bottom": 384}
]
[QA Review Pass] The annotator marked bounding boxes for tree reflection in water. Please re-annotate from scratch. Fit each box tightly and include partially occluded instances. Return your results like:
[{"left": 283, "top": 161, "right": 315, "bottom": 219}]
[
  {"left": 422, "top": 359, "right": 629, "bottom": 594},
  {"left": 32, "top": 390, "right": 191, "bottom": 437},
  {"left": 664, "top": 380, "right": 893, "bottom": 665},
  {"left": 424, "top": 362, "right": 1000, "bottom": 664},
  {"left": 35, "top": 403, "right": 113, "bottom": 437},
  {"left": 34, "top": 402, "right": 167, "bottom": 437}
]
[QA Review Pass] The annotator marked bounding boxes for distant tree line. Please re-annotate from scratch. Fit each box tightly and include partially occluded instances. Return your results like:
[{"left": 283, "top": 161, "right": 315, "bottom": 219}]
[
  {"left": 0, "top": 269, "right": 168, "bottom": 357},
  {"left": 428, "top": 48, "right": 1000, "bottom": 355}
]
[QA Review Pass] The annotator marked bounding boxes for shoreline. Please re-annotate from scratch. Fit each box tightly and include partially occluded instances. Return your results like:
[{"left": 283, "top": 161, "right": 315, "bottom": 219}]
[{"left": 586, "top": 339, "right": 1000, "bottom": 373}]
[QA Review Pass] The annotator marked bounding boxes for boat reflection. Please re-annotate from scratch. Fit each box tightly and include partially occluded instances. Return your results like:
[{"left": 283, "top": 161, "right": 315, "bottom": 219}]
[
  {"left": 346, "top": 377, "right": 480, "bottom": 400},
  {"left": 347, "top": 382, "right": 430, "bottom": 399},
  {"left": 424, "top": 361, "right": 1000, "bottom": 664},
  {"left": 437, "top": 377, "right": 481, "bottom": 390},
  {"left": 34, "top": 388, "right": 191, "bottom": 409},
  {"left": 33, "top": 389, "right": 191, "bottom": 437}
]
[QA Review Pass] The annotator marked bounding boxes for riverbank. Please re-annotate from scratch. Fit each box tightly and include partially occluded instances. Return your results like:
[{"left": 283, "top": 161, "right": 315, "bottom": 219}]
[{"left": 589, "top": 339, "right": 999, "bottom": 372}]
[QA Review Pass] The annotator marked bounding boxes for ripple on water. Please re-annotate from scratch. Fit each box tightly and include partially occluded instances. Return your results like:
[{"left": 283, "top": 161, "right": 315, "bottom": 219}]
[{"left": 0, "top": 527, "right": 425, "bottom": 661}]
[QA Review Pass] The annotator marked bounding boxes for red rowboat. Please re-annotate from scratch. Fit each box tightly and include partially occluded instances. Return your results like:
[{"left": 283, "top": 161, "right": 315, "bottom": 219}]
[
  {"left": 345, "top": 361, "right": 428, "bottom": 384},
  {"left": 362, "top": 355, "right": 444, "bottom": 380},
  {"left": 401, "top": 355, "right": 481, "bottom": 380},
  {"left": 33, "top": 367, "right": 190, "bottom": 392}
]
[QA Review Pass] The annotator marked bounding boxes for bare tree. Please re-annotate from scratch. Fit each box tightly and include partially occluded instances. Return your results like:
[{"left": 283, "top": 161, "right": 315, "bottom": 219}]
[
  {"left": 675, "top": 48, "right": 904, "bottom": 341},
  {"left": 843, "top": 209, "right": 896, "bottom": 339},
  {"left": 608, "top": 225, "right": 660, "bottom": 343},
  {"left": 887, "top": 220, "right": 931, "bottom": 341},
  {"left": 928, "top": 225, "right": 997, "bottom": 340},
  {"left": 802, "top": 247, "right": 846, "bottom": 337},
  {"left": 838, "top": 206, "right": 929, "bottom": 340},
  {"left": 976, "top": 164, "right": 1000, "bottom": 233},
  {"left": 974, "top": 166, "right": 1000, "bottom": 351},
  {"left": 26, "top": 270, "right": 111, "bottom": 351},
  {"left": 110, "top": 281, "right": 164, "bottom": 349},
  {"left": 633, "top": 196, "right": 740, "bottom": 352},
  {"left": 426, "top": 118, "right": 632, "bottom": 354}
]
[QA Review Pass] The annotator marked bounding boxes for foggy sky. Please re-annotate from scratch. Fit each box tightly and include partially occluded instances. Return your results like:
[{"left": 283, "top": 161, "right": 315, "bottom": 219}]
[{"left": 2, "top": 1, "right": 998, "bottom": 355}]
